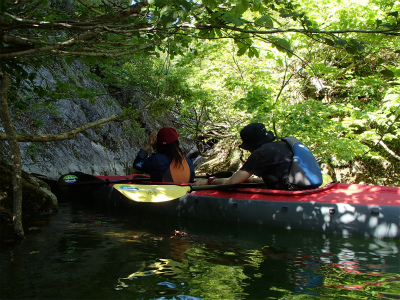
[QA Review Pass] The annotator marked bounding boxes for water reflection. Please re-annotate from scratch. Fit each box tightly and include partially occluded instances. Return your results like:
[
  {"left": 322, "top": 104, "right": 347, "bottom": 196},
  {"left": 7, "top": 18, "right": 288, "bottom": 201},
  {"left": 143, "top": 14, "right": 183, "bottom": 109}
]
[{"left": 0, "top": 202, "right": 399, "bottom": 300}]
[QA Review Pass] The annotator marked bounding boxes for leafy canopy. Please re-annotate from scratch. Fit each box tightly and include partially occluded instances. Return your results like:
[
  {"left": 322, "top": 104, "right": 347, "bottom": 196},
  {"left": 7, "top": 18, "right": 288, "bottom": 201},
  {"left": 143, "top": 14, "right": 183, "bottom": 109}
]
[{"left": 1, "top": 0, "right": 399, "bottom": 184}]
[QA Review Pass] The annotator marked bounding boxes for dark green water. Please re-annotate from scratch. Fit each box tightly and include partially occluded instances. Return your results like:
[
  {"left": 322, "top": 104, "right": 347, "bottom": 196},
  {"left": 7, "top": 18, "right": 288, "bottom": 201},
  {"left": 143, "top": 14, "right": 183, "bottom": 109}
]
[{"left": 1, "top": 202, "right": 399, "bottom": 300}]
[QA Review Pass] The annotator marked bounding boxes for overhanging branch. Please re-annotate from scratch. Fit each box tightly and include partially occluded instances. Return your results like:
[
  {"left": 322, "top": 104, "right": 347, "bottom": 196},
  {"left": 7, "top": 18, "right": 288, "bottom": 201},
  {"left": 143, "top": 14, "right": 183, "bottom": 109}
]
[{"left": 189, "top": 23, "right": 400, "bottom": 36}]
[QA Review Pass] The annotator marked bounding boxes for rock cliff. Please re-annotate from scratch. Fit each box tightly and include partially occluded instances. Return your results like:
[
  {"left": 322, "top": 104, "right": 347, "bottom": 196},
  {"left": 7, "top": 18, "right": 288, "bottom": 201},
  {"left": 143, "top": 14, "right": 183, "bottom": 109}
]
[
  {"left": 1, "top": 60, "right": 155, "bottom": 179},
  {"left": 1, "top": 59, "right": 181, "bottom": 225}
]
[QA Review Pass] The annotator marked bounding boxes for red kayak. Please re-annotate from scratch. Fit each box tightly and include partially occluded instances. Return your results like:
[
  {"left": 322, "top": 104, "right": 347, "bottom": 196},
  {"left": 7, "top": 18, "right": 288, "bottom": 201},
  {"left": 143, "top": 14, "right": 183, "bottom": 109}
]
[
  {"left": 187, "top": 182, "right": 399, "bottom": 239},
  {"left": 59, "top": 172, "right": 400, "bottom": 239}
]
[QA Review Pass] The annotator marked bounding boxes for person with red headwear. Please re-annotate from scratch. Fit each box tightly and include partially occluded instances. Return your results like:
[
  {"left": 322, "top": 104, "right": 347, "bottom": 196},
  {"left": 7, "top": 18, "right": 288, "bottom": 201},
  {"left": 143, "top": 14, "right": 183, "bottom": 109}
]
[{"left": 133, "top": 127, "right": 195, "bottom": 183}]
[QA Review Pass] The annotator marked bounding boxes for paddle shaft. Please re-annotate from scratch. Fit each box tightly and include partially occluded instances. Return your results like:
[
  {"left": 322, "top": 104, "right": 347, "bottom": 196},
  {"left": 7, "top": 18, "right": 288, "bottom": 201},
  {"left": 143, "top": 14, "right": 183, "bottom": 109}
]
[
  {"left": 62, "top": 175, "right": 237, "bottom": 187},
  {"left": 65, "top": 177, "right": 152, "bottom": 186},
  {"left": 59, "top": 171, "right": 233, "bottom": 187},
  {"left": 189, "top": 182, "right": 267, "bottom": 192},
  {"left": 195, "top": 171, "right": 233, "bottom": 178}
]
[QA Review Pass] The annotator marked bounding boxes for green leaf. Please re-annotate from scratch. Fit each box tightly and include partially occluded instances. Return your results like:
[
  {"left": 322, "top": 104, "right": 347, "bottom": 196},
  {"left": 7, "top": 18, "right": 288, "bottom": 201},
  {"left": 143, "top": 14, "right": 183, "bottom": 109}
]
[
  {"left": 248, "top": 47, "right": 259, "bottom": 58},
  {"left": 34, "top": 86, "right": 47, "bottom": 97},
  {"left": 380, "top": 69, "right": 395, "bottom": 78},
  {"left": 379, "top": 23, "right": 394, "bottom": 28},
  {"left": 270, "top": 37, "right": 292, "bottom": 52},
  {"left": 255, "top": 15, "right": 273, "bottom": 28},
  {"left": 237, "top": 45, "right": 248, "bottom": 56},
  {"left": 175, "top": 0, "right": 192, "bottom": 11},
  {"left": 324, "top": 38, "right": 335, "bottom": 46},
  {"left": 160, "top": 6, "right": 173, "bottom": 17},
  {"left": 304, "top": 19, "right": 312, "bottom": 27},
  {"left": 233, "top": 0, "right": 249, "bottom": 15},
  {"left": 377, "top": 58, "right": 385, "bottom": 64},
  {"left": 356, "top": 42, "right": 365, "bottom": 52},
  {"left": 334, "top": 39, "right": 347, "bottom": 46},
  {"left": 345, "top": 45, "right": 357, "bottom": 54},
  {"left": 280, "top": 12, "right": 305, "bottom": 20},
  {"left": 215, "top": 29, "right": 223, "bottom": 38},
  {"left": 153, "top": 0, "right": 169, "bottom": 8},
  {"left": 208, "top": 29, "right": 215, "bottom": 39},
  {"left": 280, "top": 12, "right": 297, "bottom": 18},
  {"left": 240, "top": 32, "right": 251, "bottom": 39},
  {"left": 221, "top": 13, "right": 245, "bottom": 26},
  {"left": 202, "top": 0, "right": 218, "bottom": 10},
  {"left": 160, "top": 6, "right": 175, "bottom": 27},
  {"left": 253, "top": 0, "right": 262, "bottom": 12}
]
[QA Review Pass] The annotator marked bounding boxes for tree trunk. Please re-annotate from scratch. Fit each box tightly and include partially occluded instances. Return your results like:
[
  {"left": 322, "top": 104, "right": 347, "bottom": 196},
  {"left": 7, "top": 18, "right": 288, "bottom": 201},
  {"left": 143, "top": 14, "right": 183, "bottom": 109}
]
[{"left": 0, "top": 73, "right": 25, "bottom": 239}]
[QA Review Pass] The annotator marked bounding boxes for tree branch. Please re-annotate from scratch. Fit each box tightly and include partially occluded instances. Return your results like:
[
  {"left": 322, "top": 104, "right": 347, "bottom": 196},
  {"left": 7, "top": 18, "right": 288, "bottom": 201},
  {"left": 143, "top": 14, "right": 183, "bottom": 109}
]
[
  {"left": 0, "top": 114, "right": 123, "bottom": 142},
  {"left": 378, "top": 140, "right": 400, "bottom": 160},
  {"left": 117, "top": 0, "right": 148, "bottom": 18},
  {"left": 189, "top": 23, "right": 400, "bottom": 36},
  {"left": 0, "top": 31, "right": 98, "bottom": 59}
]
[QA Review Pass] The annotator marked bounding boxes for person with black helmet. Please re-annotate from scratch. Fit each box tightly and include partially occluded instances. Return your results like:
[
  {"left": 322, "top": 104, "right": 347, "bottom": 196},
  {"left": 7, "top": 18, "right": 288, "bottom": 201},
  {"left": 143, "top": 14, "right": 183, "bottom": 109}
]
[
  {"left": 133, "top": 127, "right": 195, "bottom": 183},
  {"left": 193, "top": 123, "right": 293, "bottom": 189}
]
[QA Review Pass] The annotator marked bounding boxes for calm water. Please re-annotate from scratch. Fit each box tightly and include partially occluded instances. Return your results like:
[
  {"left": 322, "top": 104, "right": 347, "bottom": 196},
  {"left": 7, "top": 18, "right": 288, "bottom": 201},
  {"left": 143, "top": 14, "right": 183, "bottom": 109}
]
[{"left": 1, "top": 201, "right": 399, "bottom": 300}]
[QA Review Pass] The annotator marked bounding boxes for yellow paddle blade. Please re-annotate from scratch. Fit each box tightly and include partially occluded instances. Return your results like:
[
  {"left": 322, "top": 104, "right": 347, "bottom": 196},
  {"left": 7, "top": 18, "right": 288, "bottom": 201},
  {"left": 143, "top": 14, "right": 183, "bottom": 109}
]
[{"left": 113, "top": 184, "right": 191, "bottom": 203}]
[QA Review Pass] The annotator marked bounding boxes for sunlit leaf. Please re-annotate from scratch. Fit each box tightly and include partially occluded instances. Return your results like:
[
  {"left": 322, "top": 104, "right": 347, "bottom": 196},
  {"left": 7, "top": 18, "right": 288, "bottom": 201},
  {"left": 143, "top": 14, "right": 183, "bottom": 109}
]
[{"left": 270, "top": 37, "right": 292, "bottom": 53}]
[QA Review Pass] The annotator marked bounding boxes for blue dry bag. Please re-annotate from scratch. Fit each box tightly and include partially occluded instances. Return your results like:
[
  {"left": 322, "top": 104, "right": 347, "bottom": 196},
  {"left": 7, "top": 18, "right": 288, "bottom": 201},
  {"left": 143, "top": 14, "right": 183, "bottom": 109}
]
[{"left": 280, "top": 137, "right": 323, "bottom": 188}]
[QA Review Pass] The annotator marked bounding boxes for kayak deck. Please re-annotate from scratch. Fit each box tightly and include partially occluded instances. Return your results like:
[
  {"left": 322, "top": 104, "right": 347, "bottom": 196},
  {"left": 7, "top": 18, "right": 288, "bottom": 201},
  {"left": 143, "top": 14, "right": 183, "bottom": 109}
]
[{"left": 191, "top": 182, "right": 400, "bottom": 206}]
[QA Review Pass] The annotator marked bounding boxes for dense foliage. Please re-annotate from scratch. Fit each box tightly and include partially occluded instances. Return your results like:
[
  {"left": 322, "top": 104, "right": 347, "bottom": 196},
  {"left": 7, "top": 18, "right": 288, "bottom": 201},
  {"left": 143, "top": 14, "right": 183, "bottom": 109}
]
[
  {"left": 94, "top": 0, "right": 399, "bottom": 185},
  {"left": 1, "top": 0, "right": 399, "bottom": 185}
]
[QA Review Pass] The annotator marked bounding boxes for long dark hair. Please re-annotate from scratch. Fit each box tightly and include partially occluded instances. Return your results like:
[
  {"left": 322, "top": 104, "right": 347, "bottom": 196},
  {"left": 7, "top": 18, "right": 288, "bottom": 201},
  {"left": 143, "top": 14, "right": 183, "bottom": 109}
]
[{"left": 156, "top": 140, "right": 184, "bottom": 167}]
